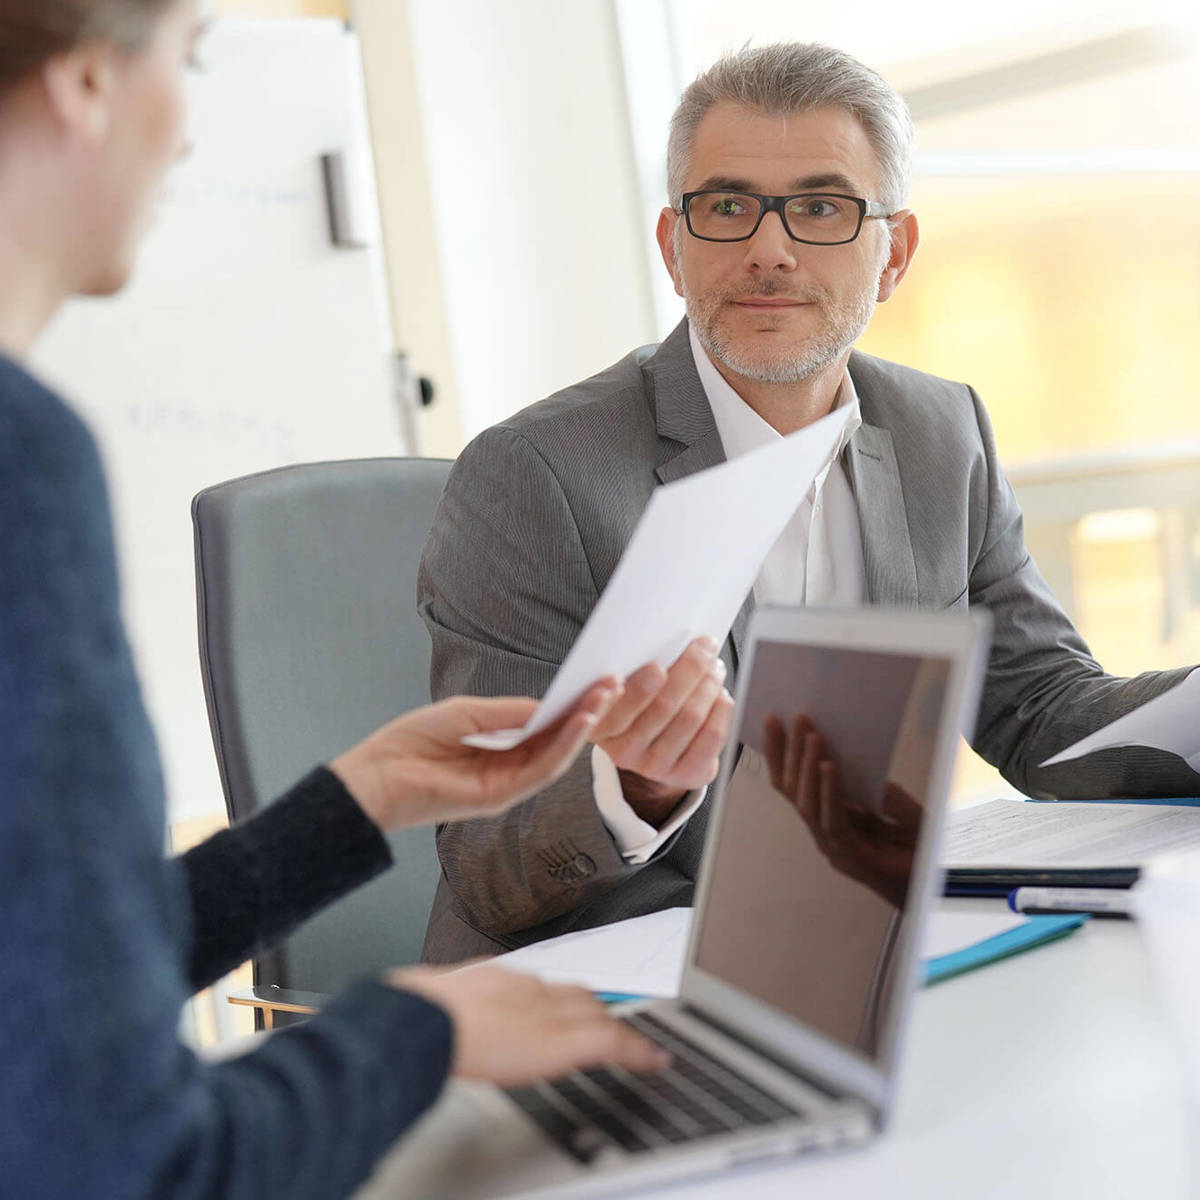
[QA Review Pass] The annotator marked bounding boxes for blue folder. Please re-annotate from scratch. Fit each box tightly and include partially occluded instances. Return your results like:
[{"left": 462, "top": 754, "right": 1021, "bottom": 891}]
[{"left": 922, "top": 913, "right": 1089, "bottom": 986}]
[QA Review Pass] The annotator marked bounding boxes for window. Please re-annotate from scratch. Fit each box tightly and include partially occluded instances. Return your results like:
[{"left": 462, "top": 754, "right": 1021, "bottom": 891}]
[{"left": 620, "top": 1, "right": 1200, "bottom": 800}]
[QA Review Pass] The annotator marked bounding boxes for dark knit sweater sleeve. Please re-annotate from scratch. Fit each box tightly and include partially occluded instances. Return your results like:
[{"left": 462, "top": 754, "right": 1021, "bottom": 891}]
[
  {"left": 0, "top": 358, "right": 453, "bottom": 1199},
  {"left": 186, "top": 980, "right": 452, "bottom": 1197},
  {"left": 181, "top": 766, "right": 391, "bottom": 989}
]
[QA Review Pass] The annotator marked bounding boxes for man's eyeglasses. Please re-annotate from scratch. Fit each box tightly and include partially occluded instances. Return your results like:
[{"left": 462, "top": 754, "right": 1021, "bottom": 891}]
[{"left": 679, "top": 191, "right": 894, "bottom": 246}]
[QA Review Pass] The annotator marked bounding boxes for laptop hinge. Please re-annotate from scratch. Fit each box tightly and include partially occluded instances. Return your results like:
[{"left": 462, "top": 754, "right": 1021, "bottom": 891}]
[{"left": 677, "top": 1002, "right": 848, "bottom": 1102}]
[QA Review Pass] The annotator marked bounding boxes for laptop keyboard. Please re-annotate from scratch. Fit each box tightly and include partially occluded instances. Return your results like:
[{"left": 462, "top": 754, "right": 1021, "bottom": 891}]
[{"left": 506, "top": 1010, "right": 802, "bottom": 1163}]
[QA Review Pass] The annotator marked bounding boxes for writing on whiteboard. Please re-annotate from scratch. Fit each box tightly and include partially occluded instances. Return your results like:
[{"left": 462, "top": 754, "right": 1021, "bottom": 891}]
[
  {"left": 125, "top": 401, "right": 299, "bottom": 459},
  {"left": 162, "top": 178, "right": 307, "bottom": 212}
]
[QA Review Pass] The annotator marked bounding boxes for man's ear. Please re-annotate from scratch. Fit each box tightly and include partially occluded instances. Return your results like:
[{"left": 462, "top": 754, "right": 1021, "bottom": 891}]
[
  {"left": 656, "top": 207, "right": 685, "bottom": 299},
  {"left": 876, "top": 209, "right": 919, "bottom": 303},
  {"left": 40, "top": 45, "right": 118, "bottom": 143}
]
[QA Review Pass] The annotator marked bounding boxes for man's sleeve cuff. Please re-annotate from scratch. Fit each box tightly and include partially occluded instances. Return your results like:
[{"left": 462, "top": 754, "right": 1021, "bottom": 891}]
[{"left": 590, "top": 745, "right": 706, "bottom": 864}]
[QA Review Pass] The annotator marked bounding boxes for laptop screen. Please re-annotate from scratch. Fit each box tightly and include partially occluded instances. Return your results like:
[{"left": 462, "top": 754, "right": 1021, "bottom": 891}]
[{"left": 692, "top": 639, "right": 951, "bottom": 1062}]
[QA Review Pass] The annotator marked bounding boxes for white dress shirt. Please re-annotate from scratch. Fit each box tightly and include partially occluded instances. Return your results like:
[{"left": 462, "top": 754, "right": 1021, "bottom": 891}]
[{"left": 592, "top": 329, "right": 867, "bottom": 862}]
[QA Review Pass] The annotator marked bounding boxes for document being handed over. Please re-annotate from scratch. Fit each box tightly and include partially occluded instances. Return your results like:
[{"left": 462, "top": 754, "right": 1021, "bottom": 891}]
[
  {"left": 1040, "top": 666, "right": 1200, "bottom": 773},
  {"left": 465, "top": 404, "right": 855, "bottom": 750}
]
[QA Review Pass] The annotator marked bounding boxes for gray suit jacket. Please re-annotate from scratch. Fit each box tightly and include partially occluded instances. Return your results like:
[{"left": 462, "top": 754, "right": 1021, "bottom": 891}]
[{"left": 417, "top": 320, "right": 1197, "bottom": 961}]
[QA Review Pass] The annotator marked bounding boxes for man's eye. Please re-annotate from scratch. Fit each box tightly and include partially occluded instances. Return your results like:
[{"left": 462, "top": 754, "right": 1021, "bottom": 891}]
[
  {"left": 713, "top": 197, "right": 746, "bottom": 216},
  {"left": 801, "top": 200, "right": 836, "bottom": 218}
]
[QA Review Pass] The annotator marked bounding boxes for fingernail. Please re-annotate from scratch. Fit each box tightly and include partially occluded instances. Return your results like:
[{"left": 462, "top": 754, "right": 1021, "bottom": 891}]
[
  {"left": 711, "top": 658, "right": 727, "bottom": 678},
  {"left": 697, "top": 636, "right": 719, "bottom": 655},
  {"left": 636, "top": 664, "right": 667, "bottom": 688}
]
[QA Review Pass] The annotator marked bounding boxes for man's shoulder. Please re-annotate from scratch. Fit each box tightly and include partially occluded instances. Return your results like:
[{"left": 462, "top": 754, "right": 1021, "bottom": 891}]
[
  {"left": 848, "top": 350, "right": 983, "bottom": 440},
  {"left": 849, "top": 350, "right": 974, "bottom": 408}
]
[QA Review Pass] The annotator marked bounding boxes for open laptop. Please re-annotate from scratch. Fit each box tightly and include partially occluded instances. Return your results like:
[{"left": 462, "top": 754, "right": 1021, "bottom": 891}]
[{"left": 365, "top": 606, "right": 990, "bottom": 1199}]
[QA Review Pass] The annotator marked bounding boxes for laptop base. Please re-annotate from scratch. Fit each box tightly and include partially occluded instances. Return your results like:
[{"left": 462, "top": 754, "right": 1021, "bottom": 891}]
[{"left": 359, "top": 999, "right": 874, "bottom": 1200}]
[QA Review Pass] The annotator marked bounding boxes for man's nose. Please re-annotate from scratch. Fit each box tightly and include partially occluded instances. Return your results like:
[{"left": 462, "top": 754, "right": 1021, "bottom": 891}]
[{"left": 741, "top": 209, "right": 799, "bottom": 272}]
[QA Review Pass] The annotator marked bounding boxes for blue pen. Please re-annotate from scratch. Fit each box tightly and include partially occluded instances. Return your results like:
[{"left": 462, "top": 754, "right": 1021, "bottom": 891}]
[{"left": 593, "top": 991, "right": 650, "bottom": 1005}]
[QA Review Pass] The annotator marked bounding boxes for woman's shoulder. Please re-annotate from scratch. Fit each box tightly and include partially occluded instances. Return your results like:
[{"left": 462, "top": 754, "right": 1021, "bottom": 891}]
[{"left": 0, "top": 353, "right": 102, "bottom": 479}]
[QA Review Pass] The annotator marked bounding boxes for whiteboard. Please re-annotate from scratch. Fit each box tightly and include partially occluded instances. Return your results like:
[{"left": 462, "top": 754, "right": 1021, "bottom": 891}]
[{"left": 32, "top": 19, "right": 411, "bottom": 822}]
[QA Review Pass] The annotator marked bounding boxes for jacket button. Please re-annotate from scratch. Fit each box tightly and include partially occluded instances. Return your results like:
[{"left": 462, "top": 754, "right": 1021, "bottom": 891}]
[{"left": 569, "top": 853, "right": 596, "bottom": 878}]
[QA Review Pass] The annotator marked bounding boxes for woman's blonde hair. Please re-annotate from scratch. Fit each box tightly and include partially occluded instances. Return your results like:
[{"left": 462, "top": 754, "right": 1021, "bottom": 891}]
[{"left": 0, "top": 0, "right": 175, "bottom": 96}]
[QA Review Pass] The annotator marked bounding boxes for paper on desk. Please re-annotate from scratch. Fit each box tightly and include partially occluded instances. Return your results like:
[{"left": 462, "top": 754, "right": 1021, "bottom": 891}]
[
  {"left": 463, "top": 404, "right": 855, "bottom": 750},
  {"left": 492, "top": 905, "right": 1031, "bottom": 999},
  {"left": 944, "top": 797, "right": 1200, "bottom": 867},
  {"left": 1040, "top": 667, "right": 1200, "bottom": 772},
  {"left": 1134, "top": 851, "right": 1200, "bottom": 1110},
  {"left": 920, "top": 906, "right": 1034, "bottom": 959},
  {"left": 498, "top": 908, "right": 692, "bottom": 998}
]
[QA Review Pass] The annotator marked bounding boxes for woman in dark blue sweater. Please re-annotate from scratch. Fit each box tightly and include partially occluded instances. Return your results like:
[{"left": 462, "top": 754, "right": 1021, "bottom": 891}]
[{"left": 0, "top": 2, "right": 661, "bottom": 1196}]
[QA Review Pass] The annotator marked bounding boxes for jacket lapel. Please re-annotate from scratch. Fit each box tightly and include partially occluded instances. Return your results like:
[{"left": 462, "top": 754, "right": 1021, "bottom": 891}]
[
  {"left": 654, "top": 431, "right": 726, "bottom": 485},
  {"left": 843, "top": 422, "right": 919, "bottom": 607},
  {"left": 645, "top": 320, "right": 721, "bottom": 454},
  {"left": 727, "top": 593, "right": 754, "bottom": 665}
]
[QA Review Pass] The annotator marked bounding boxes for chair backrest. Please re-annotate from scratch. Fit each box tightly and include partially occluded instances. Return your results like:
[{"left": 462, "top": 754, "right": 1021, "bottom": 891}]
[{"left": 192, "top": 456, "right": 452, "bottom": 992}]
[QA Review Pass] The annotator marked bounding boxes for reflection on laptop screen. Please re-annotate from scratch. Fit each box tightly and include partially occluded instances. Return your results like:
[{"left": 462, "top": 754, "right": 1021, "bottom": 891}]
[{"left": 694, "top": 640, "right": 951, "bottom": 1061}]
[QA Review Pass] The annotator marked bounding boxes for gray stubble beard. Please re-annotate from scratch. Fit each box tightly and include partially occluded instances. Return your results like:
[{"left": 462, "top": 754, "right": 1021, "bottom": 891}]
[{"left": 679, "top": 227, "right": 891, "bottom": 385}]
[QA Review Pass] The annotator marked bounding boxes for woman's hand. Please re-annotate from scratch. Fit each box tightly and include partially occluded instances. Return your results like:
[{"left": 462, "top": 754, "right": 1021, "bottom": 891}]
[
  {"left": 329, "top": 679, "right": 622, "bottom": 831},
  {"left": 391, "top": 963, "right": 668, "bottom": 1086}
]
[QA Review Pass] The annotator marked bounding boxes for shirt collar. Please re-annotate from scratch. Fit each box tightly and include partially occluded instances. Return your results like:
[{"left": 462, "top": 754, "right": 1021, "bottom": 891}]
[{"left": 687, "top": 323, "right": 862, "bottom": 465}]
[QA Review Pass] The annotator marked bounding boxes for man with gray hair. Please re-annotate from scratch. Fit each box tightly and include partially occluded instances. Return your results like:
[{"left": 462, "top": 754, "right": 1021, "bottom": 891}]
[{"left": 417, "top": 42, "right": 1197, "bottom": 961}]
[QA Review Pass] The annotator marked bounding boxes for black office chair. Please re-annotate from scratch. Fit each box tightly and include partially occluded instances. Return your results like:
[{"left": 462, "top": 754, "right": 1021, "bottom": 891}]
[{"left": 192, "top": 456, "right": 452, "bottom": 1025}]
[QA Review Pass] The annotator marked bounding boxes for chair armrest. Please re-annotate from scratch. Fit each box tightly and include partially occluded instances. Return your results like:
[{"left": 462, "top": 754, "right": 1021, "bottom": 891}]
[{"left": 227, "top": 985, "right": 329, "bottom": 1029}]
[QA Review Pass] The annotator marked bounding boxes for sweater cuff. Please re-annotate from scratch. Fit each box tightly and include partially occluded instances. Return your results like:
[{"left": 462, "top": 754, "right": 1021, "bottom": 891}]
[
  {"left": 319, "top": 978, "right": 455, "bottom": 1133},
  {"left": 182, "top": 766, "right": 393, "bottom": 989},
  {"left": 203, "top": 978, "right": 455, "bottom": 1182}
]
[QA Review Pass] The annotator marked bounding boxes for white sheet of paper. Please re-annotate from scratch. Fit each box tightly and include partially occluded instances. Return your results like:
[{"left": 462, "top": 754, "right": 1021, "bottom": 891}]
[
  {"left": 1040, "top": 666, "right": 1200, "bottom": 771},
  {"left": 496, "top": 908, "right": 692, "bottom": 998},
  {"left": 944, "top": 797, "right": 1200, "bottom": 867},
  {"left": 491, "top": 905, "right": 1030, "bottom": 999},
  {"left": 463, "top": 404, "right": 855, "bottom": 750},
  {"left": 919, "top": 907, "right": 1029, "bottom": 960},
  {"left": 1134, "top": 852, "right": 1200, "bottom": 1112}
]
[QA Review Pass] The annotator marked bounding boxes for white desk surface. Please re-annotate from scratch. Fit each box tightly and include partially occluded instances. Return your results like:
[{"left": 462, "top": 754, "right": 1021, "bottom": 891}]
[{"left": 362, "top": 899, "right": 1195, "bottom": 1199}]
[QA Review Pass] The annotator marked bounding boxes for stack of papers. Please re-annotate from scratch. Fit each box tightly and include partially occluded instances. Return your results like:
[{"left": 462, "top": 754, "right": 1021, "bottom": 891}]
[{"left": 945, "top": 798, "right": 1200, "bottom": 868}]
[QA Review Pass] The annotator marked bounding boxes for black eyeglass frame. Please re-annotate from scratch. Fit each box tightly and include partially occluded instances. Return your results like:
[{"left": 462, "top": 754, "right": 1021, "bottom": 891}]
[{"left": 679, "top": 190, "right": 894, "bottom": 246}]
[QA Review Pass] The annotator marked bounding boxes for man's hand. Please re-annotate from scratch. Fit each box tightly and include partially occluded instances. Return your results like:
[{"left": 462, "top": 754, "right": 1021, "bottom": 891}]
[
  {"left": 391, "top": 964, "right": 669, "bottom": 1086},
  {"left": 763, "top": 713, "right": 922, "bottom": 909},
  {"left": 591, "top": 637, "right": 734, "bottom": 826},
  {"left": 330, "top": 679, "right": 623, "bottom": 831}
]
